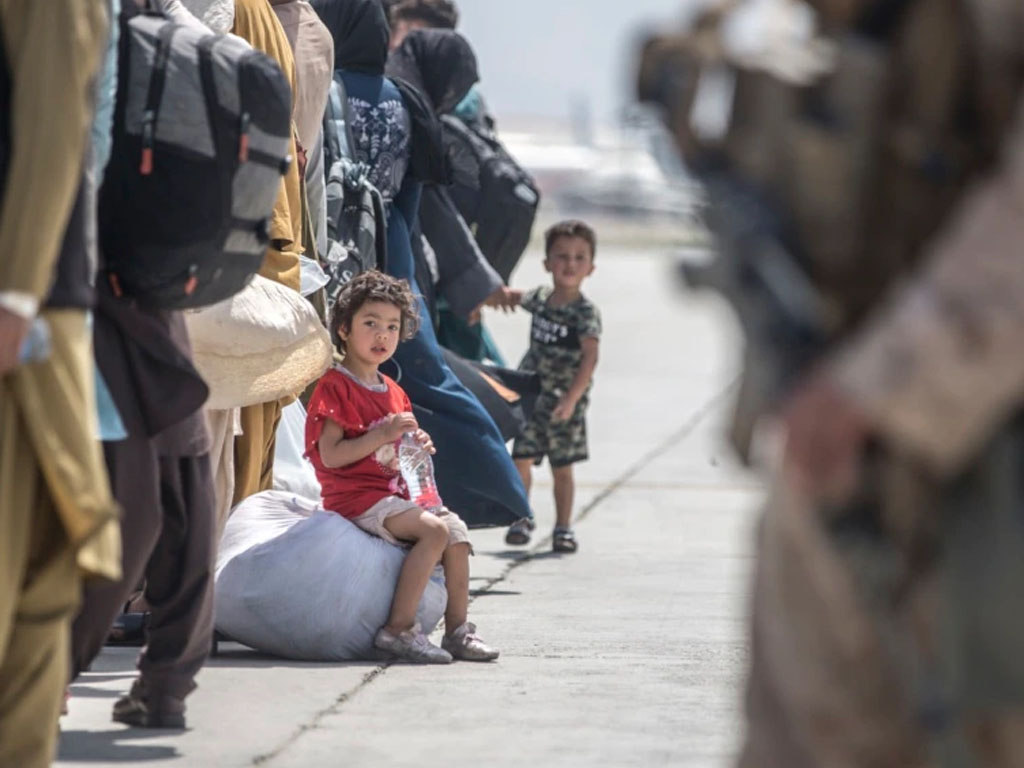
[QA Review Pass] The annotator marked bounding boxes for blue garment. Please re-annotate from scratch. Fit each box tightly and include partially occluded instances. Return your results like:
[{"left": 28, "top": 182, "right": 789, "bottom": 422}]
[
  {"left": 385, "top": 180, "right": 531, "bottom": 526},
  {"left": 92, "top": 0, "right": 128, "bottom": 442},
  {"left": 341, "top": 70, "right": 531, "bottom": 526},
  {"left": 92, "top": 0, "right": 120, "bottom": 178}
]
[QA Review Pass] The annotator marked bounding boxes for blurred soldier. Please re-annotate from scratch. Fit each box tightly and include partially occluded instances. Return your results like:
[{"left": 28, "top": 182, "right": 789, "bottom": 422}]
[
  {"left": 0, "top": 2, "right": 118, "bottom": 765},
  {"left": 639, "top": 0, "right": 1024, "bottom": 765}
]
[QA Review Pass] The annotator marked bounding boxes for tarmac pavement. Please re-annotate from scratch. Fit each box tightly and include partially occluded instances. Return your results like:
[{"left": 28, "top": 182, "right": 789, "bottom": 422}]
[{"left": 57, "top": 244, "right": 763, "bottom": 767}]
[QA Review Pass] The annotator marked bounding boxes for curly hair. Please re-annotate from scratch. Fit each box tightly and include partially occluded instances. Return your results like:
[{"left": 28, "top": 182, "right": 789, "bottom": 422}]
[
  {"left": 329, "top": 270, "right": 421, "bottom": 354},
  {"left": 390, "top": 0, "right": 459, "bottom": 29}
]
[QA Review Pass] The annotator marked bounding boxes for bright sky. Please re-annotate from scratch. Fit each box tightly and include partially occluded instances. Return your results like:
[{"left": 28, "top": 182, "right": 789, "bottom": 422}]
[{"left": 457, "top": 0, "right": 691, "bottom": 125}]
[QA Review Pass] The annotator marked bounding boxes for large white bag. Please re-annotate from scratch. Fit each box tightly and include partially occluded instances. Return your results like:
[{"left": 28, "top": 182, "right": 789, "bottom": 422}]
[
  {"left": 272, "top": 400, "right": 322, "bottom": 501},
  {"left": 215, "top": 491, "right": 446, "bottom": 661}
]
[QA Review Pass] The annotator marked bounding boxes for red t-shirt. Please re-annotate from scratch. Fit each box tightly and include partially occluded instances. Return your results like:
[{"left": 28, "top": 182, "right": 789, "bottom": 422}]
[{"left": 305, "top": 366, "right": 413, "bottom": 518}]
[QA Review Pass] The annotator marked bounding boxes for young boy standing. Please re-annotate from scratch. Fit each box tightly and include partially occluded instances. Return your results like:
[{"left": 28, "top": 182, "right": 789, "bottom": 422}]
[{"left": 505, "top": 221, "right": 601, "bottom": 552}]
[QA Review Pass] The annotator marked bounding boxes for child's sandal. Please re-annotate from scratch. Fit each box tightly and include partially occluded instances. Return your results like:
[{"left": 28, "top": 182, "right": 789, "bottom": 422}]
[{"left": 552, "top": 527, "right": 578, "bottom": 553}]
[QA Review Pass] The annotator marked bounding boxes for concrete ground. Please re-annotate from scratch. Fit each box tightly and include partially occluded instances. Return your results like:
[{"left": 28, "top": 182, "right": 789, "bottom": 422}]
[{"left": 57, "top": 244, "right": 763, "bottom": 768}]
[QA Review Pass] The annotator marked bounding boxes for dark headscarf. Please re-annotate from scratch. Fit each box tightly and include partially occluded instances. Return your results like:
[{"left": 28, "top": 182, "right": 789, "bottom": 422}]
[
  {"left": 385, "top": 28, "right": 479, "bottom": 115},
  {"left": 310, "top": 0, "right": 390, "bottom": 74}
]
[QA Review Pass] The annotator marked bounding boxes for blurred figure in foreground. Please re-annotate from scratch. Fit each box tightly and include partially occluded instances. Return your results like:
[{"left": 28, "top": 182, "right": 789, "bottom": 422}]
[
  {"left": 640, "top": 0, "right": 1024, "bottom": 765},
  {"left": 0, "top": 2, "right": 117, "bottom": 764}
]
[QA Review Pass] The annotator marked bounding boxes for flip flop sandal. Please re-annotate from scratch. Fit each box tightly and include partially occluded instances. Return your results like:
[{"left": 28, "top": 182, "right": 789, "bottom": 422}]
[
  {"left": 505, "top": 518, "right": 535, "bottom": 546},
  {"left": 552, "top": 528, "right": 578, "bottom": 553}
]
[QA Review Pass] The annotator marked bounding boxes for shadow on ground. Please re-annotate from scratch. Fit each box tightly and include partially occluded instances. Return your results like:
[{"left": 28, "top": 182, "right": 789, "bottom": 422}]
[{"left": 58, "top": 728, "right": 180, "bottom": 763}]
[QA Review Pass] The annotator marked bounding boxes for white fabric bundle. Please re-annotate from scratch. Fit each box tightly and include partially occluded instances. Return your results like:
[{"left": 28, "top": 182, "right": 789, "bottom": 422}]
[
  {"left": 272, "top": 400, "right": 322, "bottom": 501},
  {"left": 215, "top": 491, "right": 447, "bottom": 661},
  {"left": 155, "top": 0, "right": 234, "bottom": 34}
]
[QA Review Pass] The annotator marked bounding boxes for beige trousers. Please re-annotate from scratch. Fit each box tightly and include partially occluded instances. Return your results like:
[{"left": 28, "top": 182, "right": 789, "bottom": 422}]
[{"left": 0, "top": 382, "right": 81, "bottom": 768}]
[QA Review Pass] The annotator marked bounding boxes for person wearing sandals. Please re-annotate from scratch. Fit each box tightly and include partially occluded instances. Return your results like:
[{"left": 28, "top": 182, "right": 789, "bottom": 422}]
[
  {"left": 504, "top": 221, "right": 602, "bottom": 553},
  {"left": 305, "top": 271, "right": 499, "bottom": 664}
]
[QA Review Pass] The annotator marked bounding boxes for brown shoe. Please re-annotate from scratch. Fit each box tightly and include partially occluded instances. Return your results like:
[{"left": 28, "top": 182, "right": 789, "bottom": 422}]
[{"left": 112, "top": 680, "right": 186, "bottom": 729}]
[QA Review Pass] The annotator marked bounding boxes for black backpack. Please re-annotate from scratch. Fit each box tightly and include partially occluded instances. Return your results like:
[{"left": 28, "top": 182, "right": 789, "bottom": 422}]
[
  {"left": 440, "top": 114, "right": 540, "bottom": 283},
  {"left": 99, "top": 8, "right": 293, "bottom": 310},
  {"left": 320, "top": 73, "right": 387, "bottom": 307}
]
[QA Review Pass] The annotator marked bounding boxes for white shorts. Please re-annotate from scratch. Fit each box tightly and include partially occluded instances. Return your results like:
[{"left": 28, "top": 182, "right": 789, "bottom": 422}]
[{"left": 351, "top": 496, "right": 471, "bottom": 551}]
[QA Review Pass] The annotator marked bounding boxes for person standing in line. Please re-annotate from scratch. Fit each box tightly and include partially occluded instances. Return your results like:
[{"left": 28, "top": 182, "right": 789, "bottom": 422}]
[
  {"left": 387, "top": 0, "right": 457, "bottom": 51},
  {"left": 269, "top": 0, "right": 333, "bottom": 261},
  {"left": 0, "top": 2, "right": 119, "bottom": 764},
  {"left": 506, "top": 221, "right": 601, "bottom": 553},
  {"left": 231, "top": 0, "right": 307, "bottom": 506},
  {"left": 69, "top": 0, "right": 221, "bottom": 730}
]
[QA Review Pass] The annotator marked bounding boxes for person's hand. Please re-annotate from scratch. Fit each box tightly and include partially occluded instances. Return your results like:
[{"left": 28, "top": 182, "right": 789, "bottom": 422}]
[
  {"left": 467, "top": 307, "right": 482, "bottom": 326},
  {"left": 414, "top": 428, "right": 436, "bottom": 454},
  {"left": 380, "top": 412, "right": 419, "bottom": 443},
  {"left": 483, "top": 286, "right": 522, "bottom": 312},
  {"left": 0, "top": 307, "right": 30, "bottom": 376},
  {"left": 781, "top": 371, "right": 870, "bottom": 503},
  {"left": 551, "top": 395, "right": 577, "bottom": 423}
]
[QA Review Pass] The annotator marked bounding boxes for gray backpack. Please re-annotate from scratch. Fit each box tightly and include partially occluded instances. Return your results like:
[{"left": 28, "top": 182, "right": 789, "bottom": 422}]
[
  {"left": 99, "top": 7, "right": 293, "bottom": 309},
  {"left": 320, "top": 73, "right": 387, "bottom": 308}
]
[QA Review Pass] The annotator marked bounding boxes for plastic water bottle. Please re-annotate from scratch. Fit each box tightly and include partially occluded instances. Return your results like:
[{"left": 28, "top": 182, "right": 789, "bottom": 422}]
[
  {"left": 18, "top": 317, "right": 51, "bottom": 364},
  {"left": 398, "top": 432, "right": 443, "bottom": 512}
]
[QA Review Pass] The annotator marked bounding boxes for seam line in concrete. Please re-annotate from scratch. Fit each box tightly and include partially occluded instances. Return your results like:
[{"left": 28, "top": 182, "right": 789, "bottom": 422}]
[{"left": 252, "top": 377, "right": 738, "bottom": 766}]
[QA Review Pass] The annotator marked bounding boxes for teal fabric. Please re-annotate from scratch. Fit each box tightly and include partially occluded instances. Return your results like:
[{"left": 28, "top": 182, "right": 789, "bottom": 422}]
[
  {"left": 436, "top": 301, "right": 507, "bottom": 366},
  {"left": 452, "top": 84, "right": 483, "bottom": 123}
]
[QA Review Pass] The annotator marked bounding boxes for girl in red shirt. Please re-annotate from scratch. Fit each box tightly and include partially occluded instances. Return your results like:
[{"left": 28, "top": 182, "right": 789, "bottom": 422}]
[{"left": 305, "top": 271, "right": 498, "bottom": 664}]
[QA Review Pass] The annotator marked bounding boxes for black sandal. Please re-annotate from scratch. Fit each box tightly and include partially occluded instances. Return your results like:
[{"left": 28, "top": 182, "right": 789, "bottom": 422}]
[
  {"left": 552, "top": 527, "right": 578, "bottom": 553},
  {"left": 505, "top": 518, "right": 535, "bottom": 546}
]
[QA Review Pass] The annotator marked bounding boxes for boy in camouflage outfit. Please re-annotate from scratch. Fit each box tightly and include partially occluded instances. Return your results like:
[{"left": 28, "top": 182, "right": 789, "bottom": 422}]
[{"left": 505, "top": 221, "right": 601, "bottom": 552}]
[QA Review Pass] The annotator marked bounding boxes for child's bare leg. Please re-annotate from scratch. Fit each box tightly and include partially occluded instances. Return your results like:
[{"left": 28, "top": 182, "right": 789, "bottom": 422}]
[
  {"left": 382, "top": 509, "right": 449, "bottom": 633},
  {"left": 552, "top": 464, "right": 575, "bottom": 529},
  {"left": 441, "top": 542, "right": 471, "bottom": 630},
  {"left": 515, "top": 458, "right": 533, "bottom": 498},
  {"left": 439, "top": 541, "right": 499, "bottom": 661}
]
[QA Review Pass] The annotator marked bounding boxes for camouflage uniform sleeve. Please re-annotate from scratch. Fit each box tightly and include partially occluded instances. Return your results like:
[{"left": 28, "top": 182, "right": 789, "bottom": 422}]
[
  {"left": 579, "top": 303, "right": 602, "bottom": 339},
  {"left": 831, "top": 99, "right": 1024, "bottom": 475},
  {"left": 520, "top": 288, "right": 544, "bottom": 315}
]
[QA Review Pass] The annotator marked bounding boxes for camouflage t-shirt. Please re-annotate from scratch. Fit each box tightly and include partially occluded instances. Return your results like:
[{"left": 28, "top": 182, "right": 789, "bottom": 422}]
[{"left": 518, "top": 287, "right": 602, "bottom": 395}]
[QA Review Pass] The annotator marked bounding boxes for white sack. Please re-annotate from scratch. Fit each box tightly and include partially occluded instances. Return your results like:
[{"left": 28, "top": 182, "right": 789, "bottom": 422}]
[
  {"left": 215, "top": 491, "right": 446, "bottom": 661},
  {"left": 272, "top": 400, "right": 322, "bottom": 501}
]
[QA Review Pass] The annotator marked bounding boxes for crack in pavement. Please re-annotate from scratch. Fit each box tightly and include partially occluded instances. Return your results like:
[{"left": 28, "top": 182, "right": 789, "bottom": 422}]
[{"left": 252, "top": 378, "right": 739, "bottom": 766}]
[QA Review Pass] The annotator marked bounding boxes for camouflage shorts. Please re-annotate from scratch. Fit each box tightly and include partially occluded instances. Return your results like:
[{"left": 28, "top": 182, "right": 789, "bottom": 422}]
[{"left": 512, "top": 391, "right": 589, "bottom": 468}]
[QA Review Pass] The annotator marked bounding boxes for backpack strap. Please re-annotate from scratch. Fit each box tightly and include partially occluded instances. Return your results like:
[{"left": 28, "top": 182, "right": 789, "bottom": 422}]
[
  {"left": 323, "top": 73, "right": 356, "bottom": 168},
  {"left": 139, "top": 20, "right": 178, "bottom": 175}
]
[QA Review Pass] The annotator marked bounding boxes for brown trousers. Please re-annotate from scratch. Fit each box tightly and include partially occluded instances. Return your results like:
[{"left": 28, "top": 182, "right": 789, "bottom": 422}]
[
  {"left": 71, "top": 435, "right": 215, "bottom": 702},
  {"left": 0, "top": 384, "right": 80, "bottom": 768}
]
